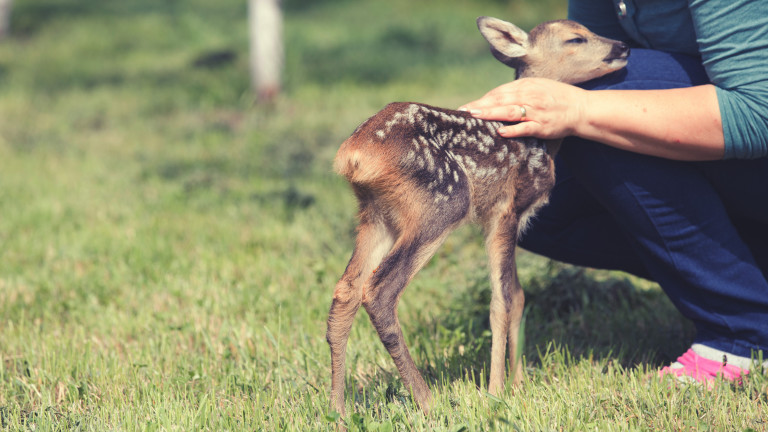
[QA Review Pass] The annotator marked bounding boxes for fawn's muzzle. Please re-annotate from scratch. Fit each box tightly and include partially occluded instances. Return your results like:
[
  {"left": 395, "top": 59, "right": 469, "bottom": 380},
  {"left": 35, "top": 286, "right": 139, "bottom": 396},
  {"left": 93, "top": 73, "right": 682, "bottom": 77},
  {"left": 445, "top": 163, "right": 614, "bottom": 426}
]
[{"left": 604, "top": 42, "right": 630, "bottom": 64}]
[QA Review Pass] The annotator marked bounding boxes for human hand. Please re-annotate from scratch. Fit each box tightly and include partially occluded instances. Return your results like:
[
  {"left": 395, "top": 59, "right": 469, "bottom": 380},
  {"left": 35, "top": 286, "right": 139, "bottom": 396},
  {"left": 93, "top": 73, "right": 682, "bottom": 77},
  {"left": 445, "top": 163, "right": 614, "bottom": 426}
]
[{"left": 459, "top": 77, "right": 588, "bottom": 140}]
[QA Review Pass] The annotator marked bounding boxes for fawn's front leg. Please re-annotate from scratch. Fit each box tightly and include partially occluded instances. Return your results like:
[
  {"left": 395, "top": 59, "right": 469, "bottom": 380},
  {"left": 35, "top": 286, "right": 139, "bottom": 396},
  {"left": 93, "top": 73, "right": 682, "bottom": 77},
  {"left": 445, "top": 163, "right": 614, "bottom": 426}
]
[
  {"left": 485, "top": 209, "right": 525, "bottom": 395},
  {"left": 327, "top": 217, "right": 395, "bottom": 417}
]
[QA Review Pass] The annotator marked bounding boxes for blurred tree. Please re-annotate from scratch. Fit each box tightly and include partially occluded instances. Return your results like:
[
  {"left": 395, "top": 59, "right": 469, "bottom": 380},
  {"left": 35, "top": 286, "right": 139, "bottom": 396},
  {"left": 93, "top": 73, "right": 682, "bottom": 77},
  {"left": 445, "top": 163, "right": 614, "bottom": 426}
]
[
  {"left": 0, "top": 0, "right": 11, "bottom": 39},
  {"left": 249, "top": 0, "right": 283, "bottom": 103}
]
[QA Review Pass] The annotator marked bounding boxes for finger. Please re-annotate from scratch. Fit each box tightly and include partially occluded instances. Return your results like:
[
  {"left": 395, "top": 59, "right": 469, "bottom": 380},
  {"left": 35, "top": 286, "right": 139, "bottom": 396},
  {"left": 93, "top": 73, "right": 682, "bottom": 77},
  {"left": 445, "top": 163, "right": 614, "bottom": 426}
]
[
  {"left": 462, "top": 104, "right": 529, "bottom": 122},
  {"left": 497, "top": 121, "right": 539, "bottom": 138},
  {"left": 458, "top": 99, "right": 497, "bottom": 112}
]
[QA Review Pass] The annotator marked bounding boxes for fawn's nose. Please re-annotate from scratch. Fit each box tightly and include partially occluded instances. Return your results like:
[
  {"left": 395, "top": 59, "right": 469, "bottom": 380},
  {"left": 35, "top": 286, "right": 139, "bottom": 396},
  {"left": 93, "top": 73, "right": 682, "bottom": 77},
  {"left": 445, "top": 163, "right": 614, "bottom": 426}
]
[
  {"left": 611, "top": 42, "right": 631, "bottom": 59},
  {"left": 619, "top": 42, "right": 630, "bottom": 55}
]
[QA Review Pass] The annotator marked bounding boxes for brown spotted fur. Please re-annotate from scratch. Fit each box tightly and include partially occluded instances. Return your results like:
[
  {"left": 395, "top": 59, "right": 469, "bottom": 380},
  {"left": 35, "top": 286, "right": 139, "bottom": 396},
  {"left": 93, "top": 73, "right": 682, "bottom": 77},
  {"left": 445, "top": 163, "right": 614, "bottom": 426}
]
[{"left": 326, "top": 17, "right": 629, "bottom": 417}]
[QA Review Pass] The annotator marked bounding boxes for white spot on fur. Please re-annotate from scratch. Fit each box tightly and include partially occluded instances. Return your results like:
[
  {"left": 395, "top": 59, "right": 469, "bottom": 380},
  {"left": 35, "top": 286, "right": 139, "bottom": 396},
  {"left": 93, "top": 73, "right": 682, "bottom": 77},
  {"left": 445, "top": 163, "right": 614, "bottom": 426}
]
[
  {"left": 479, "top": 134, "right": 495, "bottom": 154},
  {"left": 384, "top": 104, "right": 422, "bottom": 133},
  {"left": 476, "top": 166, "right": 498, "bottom": 179},
  {"left": 528, "top": 149, "right": 546, "bottom": 174},
  {"left": 508, "top": 151, "right": 518, "bottom": 167},
  {"left": 423, "top": 148, "right": 436, "bottom": 173},
  {"left": 433, "top": 192, "right": 448, "bottom": 204},
  {"left": 463, "top": 157, "right": 477, "bottom": 173},
  {"left": 403, "top": 150, "right": 416, "bottom": 165},
  {"left": 496, "top": 146, "right": 508, "bottom": 162}
]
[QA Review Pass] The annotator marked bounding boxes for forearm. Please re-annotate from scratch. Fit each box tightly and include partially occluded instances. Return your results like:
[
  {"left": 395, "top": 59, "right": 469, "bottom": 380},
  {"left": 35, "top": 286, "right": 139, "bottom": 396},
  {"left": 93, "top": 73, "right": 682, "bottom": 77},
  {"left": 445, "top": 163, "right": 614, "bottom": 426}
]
[{"left": 575, "top": 85, "right": 724, "bottom": 161}]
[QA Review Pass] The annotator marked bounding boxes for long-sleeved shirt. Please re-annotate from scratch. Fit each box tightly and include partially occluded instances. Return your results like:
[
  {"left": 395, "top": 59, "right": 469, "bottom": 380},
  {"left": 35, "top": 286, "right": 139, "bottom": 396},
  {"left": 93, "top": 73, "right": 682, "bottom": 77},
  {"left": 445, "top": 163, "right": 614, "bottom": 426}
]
[{"left": 568, "top": 0, "right": 768, "bottom": 159}]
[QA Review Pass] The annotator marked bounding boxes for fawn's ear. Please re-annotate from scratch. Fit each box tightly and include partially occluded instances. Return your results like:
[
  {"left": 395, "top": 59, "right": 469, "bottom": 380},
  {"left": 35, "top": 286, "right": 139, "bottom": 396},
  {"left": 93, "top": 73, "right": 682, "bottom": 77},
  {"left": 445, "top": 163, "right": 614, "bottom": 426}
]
[{"left": 477, "top": 16, "right": 529, "bottom": 59}]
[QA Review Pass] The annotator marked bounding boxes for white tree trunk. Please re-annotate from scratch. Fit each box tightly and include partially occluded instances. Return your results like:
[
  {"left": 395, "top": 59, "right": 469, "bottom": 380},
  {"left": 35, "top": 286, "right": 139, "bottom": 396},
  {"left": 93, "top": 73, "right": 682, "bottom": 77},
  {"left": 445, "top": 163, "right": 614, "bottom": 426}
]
[
  {"left": 0, "top": 0, "right": 12, "bottom": 39},
  {"left": 249, "top": 0, "right": 283, "bottom": 102}
]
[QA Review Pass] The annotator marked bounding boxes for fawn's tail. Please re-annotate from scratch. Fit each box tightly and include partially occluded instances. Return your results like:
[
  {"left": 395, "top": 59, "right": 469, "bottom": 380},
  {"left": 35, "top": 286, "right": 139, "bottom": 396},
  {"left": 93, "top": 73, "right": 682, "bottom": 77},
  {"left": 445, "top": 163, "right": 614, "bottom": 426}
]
[{"left": 334, "top": 136, "right": 394, "bottom": 186}]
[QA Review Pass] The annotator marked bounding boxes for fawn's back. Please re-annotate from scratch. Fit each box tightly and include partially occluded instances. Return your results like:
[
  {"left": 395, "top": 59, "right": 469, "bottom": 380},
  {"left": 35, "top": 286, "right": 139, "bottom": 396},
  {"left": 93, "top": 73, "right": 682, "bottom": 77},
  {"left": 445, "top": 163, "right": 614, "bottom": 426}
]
[{"left": 334, "top": 102, "right": 552, "bottom": 234}]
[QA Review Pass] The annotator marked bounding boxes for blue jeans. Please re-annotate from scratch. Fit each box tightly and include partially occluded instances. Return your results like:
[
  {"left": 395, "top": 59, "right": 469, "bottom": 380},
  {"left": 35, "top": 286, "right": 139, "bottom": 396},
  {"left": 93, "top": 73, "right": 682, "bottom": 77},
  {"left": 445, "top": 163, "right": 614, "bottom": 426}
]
[{"left": 519, "top": 49, "right": 768, "bottom": 358}]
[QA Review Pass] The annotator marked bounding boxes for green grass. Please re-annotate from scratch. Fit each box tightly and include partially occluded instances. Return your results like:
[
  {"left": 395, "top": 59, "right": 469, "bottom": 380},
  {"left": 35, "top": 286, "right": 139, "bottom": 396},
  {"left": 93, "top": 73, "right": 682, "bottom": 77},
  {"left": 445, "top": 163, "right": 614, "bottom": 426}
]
[{"left": 1, "top": 0, "right": 766, "bottom": 430}]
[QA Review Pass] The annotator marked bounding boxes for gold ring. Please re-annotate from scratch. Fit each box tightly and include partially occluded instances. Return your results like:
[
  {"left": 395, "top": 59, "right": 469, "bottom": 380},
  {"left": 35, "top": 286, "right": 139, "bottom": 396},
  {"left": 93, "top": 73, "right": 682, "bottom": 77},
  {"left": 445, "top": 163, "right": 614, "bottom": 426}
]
[{"left": 520, "top": 105, "right": 527, "bottom": 121}]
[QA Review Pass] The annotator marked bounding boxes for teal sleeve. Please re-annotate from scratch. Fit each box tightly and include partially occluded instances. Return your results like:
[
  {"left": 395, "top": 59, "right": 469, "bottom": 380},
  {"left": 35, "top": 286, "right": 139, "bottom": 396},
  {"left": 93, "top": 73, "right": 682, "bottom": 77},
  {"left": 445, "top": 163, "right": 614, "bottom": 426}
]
[
  {"left": 689, "top": 0, "right": 768, "bottom": 159},
  {"left": 568, "top": 0, "right": 633, "bottom": 43}
]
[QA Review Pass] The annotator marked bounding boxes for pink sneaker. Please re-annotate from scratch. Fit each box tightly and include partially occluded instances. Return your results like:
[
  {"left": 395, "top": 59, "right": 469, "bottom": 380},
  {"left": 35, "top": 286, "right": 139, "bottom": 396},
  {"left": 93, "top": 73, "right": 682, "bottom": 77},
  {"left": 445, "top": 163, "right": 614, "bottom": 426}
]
[{"left": 659, "top": 345, "right": 749, "bottom": 386}]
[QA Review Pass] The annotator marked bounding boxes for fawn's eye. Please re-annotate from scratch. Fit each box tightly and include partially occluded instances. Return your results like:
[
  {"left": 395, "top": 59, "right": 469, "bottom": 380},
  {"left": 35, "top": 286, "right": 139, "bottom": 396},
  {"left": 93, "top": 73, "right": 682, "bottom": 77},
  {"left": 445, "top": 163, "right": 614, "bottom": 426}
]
[{"left": 566, "top": 37, "right": 588, "bottom": 44}]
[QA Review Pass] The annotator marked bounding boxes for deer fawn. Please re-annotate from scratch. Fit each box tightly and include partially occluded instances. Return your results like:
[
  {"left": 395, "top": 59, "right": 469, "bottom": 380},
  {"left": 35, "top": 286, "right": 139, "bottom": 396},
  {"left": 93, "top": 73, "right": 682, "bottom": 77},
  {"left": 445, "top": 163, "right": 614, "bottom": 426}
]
[{"left": 327, "top": 17, "right": 629, "bottom": 415}]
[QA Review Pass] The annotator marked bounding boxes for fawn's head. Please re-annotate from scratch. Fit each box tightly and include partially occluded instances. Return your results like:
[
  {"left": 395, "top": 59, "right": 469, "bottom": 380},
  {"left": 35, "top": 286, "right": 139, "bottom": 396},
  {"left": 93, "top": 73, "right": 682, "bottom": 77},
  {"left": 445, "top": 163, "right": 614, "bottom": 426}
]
[{"left": 478, "top": 17, "right": 629, "bottom": 84}]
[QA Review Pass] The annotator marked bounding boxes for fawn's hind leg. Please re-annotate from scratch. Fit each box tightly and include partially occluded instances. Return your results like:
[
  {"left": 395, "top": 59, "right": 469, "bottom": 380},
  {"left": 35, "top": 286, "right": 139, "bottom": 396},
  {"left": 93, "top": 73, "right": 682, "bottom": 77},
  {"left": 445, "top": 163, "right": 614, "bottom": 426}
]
[
  {"left": 361, "top": 227, "right": 452, "bottom": 412},
  {"left": 485, "top": 210, "right": 525, "bottom": 395},
  {"left": 327, "top": 215, "right": 395, "bottom": 416}
]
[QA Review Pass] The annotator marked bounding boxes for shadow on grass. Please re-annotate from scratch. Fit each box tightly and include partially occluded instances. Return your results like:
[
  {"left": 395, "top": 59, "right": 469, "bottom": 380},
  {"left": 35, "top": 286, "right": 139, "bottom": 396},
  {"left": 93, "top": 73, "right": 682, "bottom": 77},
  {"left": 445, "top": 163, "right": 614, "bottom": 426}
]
[
  {"left": 522, "top": 261, "right": 695, "bottom": 366},
  {"left": 350, "top": 259, "right": 695, "bottom": 402},
  {"left": 419, "top": 260, "right": 695, "bottom": 389}
]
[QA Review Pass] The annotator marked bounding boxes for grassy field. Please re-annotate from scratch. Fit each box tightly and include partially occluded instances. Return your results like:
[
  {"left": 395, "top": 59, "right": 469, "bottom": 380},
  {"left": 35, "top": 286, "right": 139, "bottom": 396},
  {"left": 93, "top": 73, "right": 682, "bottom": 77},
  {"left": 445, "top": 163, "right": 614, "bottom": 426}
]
[{"left": 1, "top": 0, "right": 766, "bottom": 430}]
